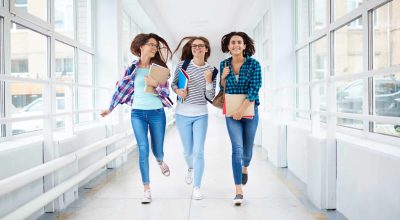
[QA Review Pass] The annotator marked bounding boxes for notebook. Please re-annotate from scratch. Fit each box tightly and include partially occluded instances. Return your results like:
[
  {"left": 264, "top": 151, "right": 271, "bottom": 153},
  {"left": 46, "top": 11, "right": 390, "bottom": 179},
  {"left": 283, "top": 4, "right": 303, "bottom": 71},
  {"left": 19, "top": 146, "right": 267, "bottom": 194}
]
[
  {"left": 177, "top": 68, "right": 189, "bottom": 103},
  {"left": 224, "top": 94, "right": 254, "bottom": 118},
  {"left": 144, "top": 63, "right": 170, "bottom": 94}
]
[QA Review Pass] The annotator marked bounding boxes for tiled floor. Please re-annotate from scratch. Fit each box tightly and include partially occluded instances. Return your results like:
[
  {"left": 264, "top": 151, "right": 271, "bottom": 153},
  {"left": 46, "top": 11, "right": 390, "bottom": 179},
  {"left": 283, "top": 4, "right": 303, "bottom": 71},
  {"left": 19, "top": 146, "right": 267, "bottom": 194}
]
[{"left": 39, "top": 114, "right": 346, "bottom": 220}]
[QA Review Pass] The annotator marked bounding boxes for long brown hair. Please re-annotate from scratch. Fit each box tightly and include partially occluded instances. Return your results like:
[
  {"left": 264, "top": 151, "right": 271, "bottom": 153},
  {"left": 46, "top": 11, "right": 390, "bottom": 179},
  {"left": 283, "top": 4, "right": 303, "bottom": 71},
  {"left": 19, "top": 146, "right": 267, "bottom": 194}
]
[
  {"left": 173, "top": 36, "right": 211, "bottom": 61},
  {"left": 221, "top": 31, "right": 255, "bottom": 56},
  {"left": 130, "top": 33, "right": 172, "bottom": 68}
]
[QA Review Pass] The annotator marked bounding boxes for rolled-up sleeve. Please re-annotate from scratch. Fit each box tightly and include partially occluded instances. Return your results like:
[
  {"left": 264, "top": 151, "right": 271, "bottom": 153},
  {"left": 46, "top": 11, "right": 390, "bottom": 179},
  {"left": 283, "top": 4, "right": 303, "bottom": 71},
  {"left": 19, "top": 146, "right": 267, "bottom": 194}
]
[{"left": 246, "top": 61, "right": 262, "bottom": 102}]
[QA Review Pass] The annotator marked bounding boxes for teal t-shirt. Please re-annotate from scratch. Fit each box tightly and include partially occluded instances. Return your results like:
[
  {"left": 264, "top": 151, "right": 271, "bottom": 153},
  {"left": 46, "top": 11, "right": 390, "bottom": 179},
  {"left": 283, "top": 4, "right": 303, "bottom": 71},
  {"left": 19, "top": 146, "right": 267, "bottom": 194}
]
[{"left": 132, "top": 68, "right": 163, "bottom": 109}]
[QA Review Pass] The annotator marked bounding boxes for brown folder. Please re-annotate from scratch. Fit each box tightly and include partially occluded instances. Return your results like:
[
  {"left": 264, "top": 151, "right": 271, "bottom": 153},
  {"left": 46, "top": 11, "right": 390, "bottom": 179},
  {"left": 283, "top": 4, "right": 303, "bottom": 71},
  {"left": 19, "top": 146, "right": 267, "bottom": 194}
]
[
  {"left": 145, "top": 63, "right": 170, "bottom": 94},
  {"left": 225, "top": 94, "right": 254, "bottom": 117}
]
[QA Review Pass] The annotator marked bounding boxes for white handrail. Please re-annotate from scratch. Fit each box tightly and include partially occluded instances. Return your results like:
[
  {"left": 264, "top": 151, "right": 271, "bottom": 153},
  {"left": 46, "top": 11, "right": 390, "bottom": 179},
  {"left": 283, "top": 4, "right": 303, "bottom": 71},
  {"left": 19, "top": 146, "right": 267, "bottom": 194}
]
[
  {"left": 2, "top": 143, "right": 135, "bottom": 220},
  {"left": 0, "top": 132, "right": 130, "bottom": 197}
]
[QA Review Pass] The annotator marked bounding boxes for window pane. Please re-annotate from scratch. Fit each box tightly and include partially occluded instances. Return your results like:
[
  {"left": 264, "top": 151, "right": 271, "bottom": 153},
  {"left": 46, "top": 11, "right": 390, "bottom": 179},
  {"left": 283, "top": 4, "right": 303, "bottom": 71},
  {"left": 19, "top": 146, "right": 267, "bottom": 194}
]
[
  {"left": 311, "top": 0, "right": 327, "bottom": 33},
  {"left": 333, "top": 18, "right": 363, "bottom": 76},
  {"left": 15, "top": 0, "right": 47, "bottom": 21},
  {"left": 78, "top": 50, "right": 93, "bottom": 84},
  {"left": 373, "top": 73, "right": 400, "bottom": 137},
  {"left": 76, "top": 87, "right": 93, "bottom": 123},
  {"left": 336, "top": 80, "right": 363, "bottom": 129},
  {"left": 297, "top": 86, "right": 310, "bottom": 119},
  {"left": 297, "top": 46, "right": 309, "bottom": 83},
  {"left": 10, "top": 23, "right": 48, "bottom": 79},
  {"left": 9, "top": 82, "right": 44, "bottom": 135},
  {"left": 373, "top": 0, "right": 400, "bottom": 70},
  {"left": 334, "top": 0, "right": 363, "bottom": 20},
  {"left": 54, "top": 0, "right": 74, "bottom": 39},
  {"left": 122, "top": 12, "right": 130, "bottom": 65},
  {"left": 311, "top": 37, "right": 328, "bottom": 80},
  {"left": 55, "top": 41, "right": 75, "bottom": 82},
  {"left": 78, "top": 0, "right": 92, "bottom": 47},
  {"left": 296, "top": 0, "right": 309, "bottom": 43}
]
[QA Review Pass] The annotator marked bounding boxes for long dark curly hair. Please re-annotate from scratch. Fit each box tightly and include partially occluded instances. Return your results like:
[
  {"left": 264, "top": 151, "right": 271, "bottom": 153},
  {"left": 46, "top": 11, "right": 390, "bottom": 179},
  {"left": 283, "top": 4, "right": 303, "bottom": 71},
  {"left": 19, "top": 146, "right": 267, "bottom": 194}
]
[
  {"left": 221, "top": 32, "right": 255, "bottom": 56},
  {"left": 173, "top": 36, "right": 211, "bottom": 61}
]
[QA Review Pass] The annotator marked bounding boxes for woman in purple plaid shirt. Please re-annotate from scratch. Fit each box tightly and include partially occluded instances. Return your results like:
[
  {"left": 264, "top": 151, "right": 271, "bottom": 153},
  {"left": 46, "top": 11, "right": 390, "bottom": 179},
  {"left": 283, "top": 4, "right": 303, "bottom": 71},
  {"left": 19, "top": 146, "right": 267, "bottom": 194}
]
[{"left": 100, "top": 33, "right": 173, "bottom": 204}]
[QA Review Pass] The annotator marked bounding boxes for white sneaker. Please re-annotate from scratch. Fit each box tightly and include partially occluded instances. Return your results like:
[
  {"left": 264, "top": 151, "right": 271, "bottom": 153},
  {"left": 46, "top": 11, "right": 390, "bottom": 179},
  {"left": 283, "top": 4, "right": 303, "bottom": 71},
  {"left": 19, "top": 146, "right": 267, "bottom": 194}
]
[
  {"left": 193, "top": 187, "right": 202, "bottom": 200},
  {"left": 185, "top": 168, "right": 193, "bottom": 184},
  {"left": 141, "top": 190, "right": 152, "bottom": 204}
]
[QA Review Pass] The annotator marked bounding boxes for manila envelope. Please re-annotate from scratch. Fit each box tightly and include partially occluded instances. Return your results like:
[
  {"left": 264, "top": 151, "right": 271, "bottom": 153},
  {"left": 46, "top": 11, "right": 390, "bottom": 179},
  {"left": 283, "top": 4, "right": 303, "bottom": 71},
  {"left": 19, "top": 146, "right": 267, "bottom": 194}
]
[
  {"left": 224, "top": 94, "right": 254, "bottom": 117},
  {"left": 145, "top": 63, "right": 170, "bottom": 94}
]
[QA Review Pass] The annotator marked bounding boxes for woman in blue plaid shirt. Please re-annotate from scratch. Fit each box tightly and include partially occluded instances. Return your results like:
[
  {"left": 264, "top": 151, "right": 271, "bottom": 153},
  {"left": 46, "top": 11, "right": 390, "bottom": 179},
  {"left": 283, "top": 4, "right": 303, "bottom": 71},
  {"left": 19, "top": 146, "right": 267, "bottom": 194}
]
[
  {"left": 219, "top": 32, "right": 262, "bottom": 206},
  {"left": 100, "top": 33, "right": 173, "bottom": 204}
]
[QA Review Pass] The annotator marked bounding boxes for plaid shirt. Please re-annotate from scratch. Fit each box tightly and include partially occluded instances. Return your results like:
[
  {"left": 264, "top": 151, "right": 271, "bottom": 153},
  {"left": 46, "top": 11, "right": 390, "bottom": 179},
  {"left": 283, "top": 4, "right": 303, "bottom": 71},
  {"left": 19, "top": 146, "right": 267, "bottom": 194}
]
[
  {"left": 108, "top": 60, "right": 172, "bottom": 112},
  {"left": 219, "top": 56, "right": 262, "bottom": 106}
]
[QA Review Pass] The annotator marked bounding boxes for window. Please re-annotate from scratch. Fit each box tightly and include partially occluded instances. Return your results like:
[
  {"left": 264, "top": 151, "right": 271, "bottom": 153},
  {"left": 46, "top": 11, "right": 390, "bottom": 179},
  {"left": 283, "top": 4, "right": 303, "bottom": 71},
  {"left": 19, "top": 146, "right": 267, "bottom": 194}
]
[
  {"left": 311, "top": 0, "right": 327, "bottom": 33},
  {"left": 55, "top": 41, "right": 75, "bottom": 82},
  {"left": 75, "top": 87, "right": 93, "bottom": 123},
  {"left": 373, "top": 1, "right": 400, "bottom": 70},
  {"left": 78, "top": 50, "right": 93, "bottom": 85},
  {"left": 334, "top": 0, "right": 363, "bottom": 20},
  {"left": 373, "top": 73, "right": 400, "bottom": 137},
  {"left": 10, "top": 23, "right": 48, "bottom": 79},
  {"left": 296, "top": 46, "right": 310, "bottom": 119},
  {"left": 333, "top": 18, "right": 363, "bottom": 76},
  {"left": 11, "top": 59, "right": 28, "bottom": 73},
  {"left": 336, "top": 80, "right": 364, "bottom": 129},
  {"left": 78, "top": 0, "right": 92, "bottom": 46},
  {"left": 54, "top": 0, "right": 74, "bottom": 39},
  {"left": 311, "top": 37, "right": 328, "bottom": 80},
  {"left": 296, "top": 0, "right": 309, "bottom": 43},
  {"left": 14, "top": 0, "right": 47, "bottom": 21}
]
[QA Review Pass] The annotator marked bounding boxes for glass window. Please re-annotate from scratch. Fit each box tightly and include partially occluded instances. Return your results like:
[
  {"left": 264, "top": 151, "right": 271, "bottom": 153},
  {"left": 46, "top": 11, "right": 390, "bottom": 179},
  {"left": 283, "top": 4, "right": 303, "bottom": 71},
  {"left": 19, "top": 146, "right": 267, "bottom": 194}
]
[
  {"left": 14, "top": 0, "right": 47, "bottom": 22},
  {"left": 76, "top": 87, "right": 93, "bottom": 123},
  {"left": 334, "top": 0, "right": 363, "bottom": 20},
  {"left": 296, "top": 0, "right": 309, "bottom": 43},
  {"left": 297, "top": 46, "right": 309, "bottom": 83},
  {"left": 10, "top": 23, "right": 48, "bottom": 79},
  {"left": 311, "top": 0, "right": 327, "bottom": 33},
  {"left": 311, "top": 37, "right": 328, "bottom": 80},
  {"left": 336, "top": 80, "right": 364, "bottom": 129},
  {"left": 333, "top": 18, "right": 363, "bottom": 76},
  {"left": 9, "top": 82, "right": 44, "bottom": 135},
  {"left": 373, "top": 73, "right": 400, "bottom": 137},
  {"left": 54, "top": 0, "right": 74, "bottom": 39},
  {"left": 55, "top": 41, "right": 75, "bottom": 82},
  {"left": 78, "top": 50, "right": 93, "bottom": 85},
  {"left": 297, "top": 86, "right": 310, "bottom": 119},
  {"left": 122, "top": 12, "right": 130, "bottom": 66},
  {"left": 78, "top": 0, "right": 92, "bottom": 47},
  {"left": 373, "top": 0, "right": 400, "bottom": 70}
]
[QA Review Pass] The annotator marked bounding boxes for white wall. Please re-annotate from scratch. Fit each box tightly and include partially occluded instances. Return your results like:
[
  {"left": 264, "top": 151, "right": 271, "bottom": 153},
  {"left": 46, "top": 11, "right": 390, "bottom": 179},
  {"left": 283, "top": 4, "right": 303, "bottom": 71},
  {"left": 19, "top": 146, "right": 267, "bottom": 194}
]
[
  {"left": 286, "top": 123, "right": 311, "bottom": 183},
  {"left": 336, "top": 136, "right": 400, "bottom": 220}
]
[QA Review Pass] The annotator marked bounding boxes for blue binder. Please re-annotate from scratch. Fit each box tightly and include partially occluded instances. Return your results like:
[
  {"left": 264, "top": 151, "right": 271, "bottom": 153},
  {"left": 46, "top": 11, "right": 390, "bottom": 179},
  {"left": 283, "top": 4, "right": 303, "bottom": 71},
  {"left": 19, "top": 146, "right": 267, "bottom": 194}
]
[{"left": 177, "top": 68, "right": 189, "bottom": 103}]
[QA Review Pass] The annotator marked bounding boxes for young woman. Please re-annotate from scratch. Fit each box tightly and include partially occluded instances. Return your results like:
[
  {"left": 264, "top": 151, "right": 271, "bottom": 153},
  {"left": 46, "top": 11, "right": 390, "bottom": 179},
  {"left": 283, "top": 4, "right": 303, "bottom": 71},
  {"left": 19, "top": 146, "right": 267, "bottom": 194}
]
[
  {"left": 219, "top": 32, "right": 262, "bottom": 206},
  {"left": 171, "top": 36, "right": 216, "bottom": 200},
  {"left": 100, "top": 33, "right": 173, "bottom": 204}
]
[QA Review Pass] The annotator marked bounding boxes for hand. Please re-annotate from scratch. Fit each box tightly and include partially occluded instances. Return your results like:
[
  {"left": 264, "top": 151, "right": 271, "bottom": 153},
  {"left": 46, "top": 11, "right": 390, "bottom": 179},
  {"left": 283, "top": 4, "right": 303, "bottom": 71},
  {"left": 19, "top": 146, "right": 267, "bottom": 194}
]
[
  {"left": 232, "top": 110, "right": 243, "bottom": 120},
  {"left": 100, "top": 109, "right": 110, "bottom": 117},
  {"left": 144, "top": 76, "right": 158, "bottom": 87},
  {"left": 175, "top": 89, "right": 187, "bottom": 100},
  {"left": 222, "top": 67, "right": 230, "bottom": 80},
  {"left": 204, "top": 69, "right": 213, "bottom": 83}
]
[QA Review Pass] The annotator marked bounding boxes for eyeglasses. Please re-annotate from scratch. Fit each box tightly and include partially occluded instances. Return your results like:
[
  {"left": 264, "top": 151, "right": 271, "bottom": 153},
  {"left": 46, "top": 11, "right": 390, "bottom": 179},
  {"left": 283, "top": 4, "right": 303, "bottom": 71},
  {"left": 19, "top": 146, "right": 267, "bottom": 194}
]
[
  {"left": 191, "top": 44, "right": 205, "bottom": 49},
  {"left": 145, "top": 43, "right": 159, "bottom": 49}
]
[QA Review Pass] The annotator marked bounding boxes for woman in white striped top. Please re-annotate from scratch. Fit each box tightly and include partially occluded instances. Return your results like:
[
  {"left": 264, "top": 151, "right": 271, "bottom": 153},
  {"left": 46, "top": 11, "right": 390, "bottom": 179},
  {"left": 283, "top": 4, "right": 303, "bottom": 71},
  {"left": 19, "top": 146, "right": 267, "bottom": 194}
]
[{"left": 171, "top": 36, "right": 216, "bottom": 200}]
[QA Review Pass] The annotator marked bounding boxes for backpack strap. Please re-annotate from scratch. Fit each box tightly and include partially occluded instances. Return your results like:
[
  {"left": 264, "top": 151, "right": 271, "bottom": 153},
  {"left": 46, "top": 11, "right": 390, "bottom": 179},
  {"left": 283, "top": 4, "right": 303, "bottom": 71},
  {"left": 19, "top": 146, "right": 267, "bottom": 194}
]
[{"left": 182, "top": 59, "right": 191, "bottom": 71}]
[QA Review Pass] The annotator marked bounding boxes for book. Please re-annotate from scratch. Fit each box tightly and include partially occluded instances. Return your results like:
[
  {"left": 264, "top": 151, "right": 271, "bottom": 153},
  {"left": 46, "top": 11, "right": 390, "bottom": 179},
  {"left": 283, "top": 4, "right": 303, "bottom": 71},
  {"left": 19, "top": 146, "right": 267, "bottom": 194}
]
[
  {"left": 144, "top": 63, "right": 170, "bottom": 94},
  {"left": 224, "top": 94, "right": 254, "bottom": 118},
  {"left": 177, "top": 68, "right": 189, "bottom": 103}
]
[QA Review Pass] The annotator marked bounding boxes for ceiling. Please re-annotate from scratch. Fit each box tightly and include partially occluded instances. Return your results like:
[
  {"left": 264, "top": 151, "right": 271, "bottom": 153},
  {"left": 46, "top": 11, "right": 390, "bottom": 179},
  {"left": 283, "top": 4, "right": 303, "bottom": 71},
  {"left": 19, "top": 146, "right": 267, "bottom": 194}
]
[{"left": 135, "top": 0, "right": 268, "bottom": 48}]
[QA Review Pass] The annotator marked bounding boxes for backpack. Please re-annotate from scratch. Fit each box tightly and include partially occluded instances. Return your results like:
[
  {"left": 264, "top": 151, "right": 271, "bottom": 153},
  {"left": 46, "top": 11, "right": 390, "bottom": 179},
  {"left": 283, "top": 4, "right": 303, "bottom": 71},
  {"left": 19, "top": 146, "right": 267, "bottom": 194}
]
[{"left": 181, "top": 59, "right": 219, "bottom": 104}]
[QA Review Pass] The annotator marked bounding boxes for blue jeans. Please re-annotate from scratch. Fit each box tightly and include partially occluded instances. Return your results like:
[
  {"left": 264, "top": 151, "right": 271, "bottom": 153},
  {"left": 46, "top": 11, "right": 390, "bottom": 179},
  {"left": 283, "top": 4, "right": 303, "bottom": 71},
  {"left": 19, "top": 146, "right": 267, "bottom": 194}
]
[
  {"left": 225, "top": 107, "right": 259, "bottom": 185},
  {"left": 175, "top": 114, "right": 208, "bottom": 188},
  {"left": 131, "top": 108, "right": 166, "bottom": 185}
]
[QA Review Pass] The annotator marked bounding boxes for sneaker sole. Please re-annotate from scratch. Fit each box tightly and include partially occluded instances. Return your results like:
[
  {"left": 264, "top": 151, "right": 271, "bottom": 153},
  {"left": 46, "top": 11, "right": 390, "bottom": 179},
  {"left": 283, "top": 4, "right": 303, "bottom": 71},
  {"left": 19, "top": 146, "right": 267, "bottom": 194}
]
[{"left": 233, "top": 200, "right": 242, "bottom": 206}]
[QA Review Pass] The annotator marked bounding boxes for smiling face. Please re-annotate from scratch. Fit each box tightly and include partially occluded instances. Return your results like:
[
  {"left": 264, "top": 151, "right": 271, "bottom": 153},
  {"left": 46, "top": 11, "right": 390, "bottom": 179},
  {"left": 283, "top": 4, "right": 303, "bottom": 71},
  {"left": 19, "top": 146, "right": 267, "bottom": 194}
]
[
  {"left": 228, "top": 35, "right": 246, "bottom": 56},
  {"left": 140, "top": 37, "right": 158, "bottom": 58},
  {"left": 191, "top": 39, "right": 208, "bottom": 60}
]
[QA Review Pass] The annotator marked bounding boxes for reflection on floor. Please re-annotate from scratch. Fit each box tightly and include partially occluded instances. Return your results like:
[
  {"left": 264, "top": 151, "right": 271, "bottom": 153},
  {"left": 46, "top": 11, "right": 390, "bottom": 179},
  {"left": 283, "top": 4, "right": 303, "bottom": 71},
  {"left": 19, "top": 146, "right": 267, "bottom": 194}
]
[{"left": 39, "top": 114, "right": 347, "bottom": 220}]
